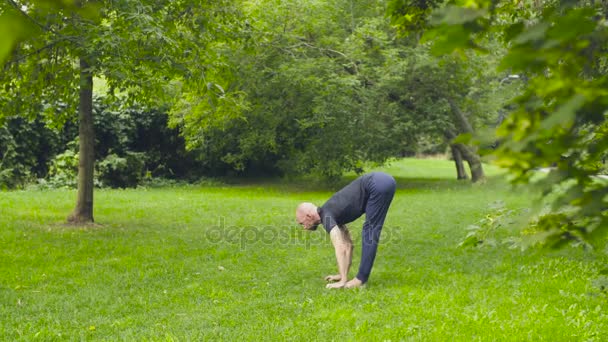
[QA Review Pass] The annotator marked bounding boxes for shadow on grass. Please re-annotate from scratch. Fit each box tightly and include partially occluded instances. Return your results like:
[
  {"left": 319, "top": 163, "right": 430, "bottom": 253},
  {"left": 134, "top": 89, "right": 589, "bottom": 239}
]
[{"left": 220, "top": 174, "right": 509, "bottom": 194}]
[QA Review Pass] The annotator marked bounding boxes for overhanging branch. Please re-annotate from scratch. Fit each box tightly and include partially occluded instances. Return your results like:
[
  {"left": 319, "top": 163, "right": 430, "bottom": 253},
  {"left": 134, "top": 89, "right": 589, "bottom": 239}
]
[
  {"left": 6, "top": 0, "right": 47, "bottom": 31},
  {"left": 3, "top": 37, "right": 72, "bottom": 69}
]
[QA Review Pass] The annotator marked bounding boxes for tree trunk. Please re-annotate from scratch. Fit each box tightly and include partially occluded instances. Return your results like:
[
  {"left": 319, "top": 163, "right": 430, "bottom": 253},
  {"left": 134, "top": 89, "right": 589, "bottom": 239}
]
[
  {"left": 450, "top": 145, "right": 468, "bottom": 180},
  {"left": 453, "top": 144, "right": 485, "bottom": 183},
  {"left": 447, "top": 97, "right": 474, "bottom": 134},
  {"left": 444, "top": 129, "right": 469, "bottom": 180},
  {"left": 447, "top": 98, "right": 485, "bottom": 183},
  {"left": 67, "top": 57, "right": 95, "bottom": 224}
]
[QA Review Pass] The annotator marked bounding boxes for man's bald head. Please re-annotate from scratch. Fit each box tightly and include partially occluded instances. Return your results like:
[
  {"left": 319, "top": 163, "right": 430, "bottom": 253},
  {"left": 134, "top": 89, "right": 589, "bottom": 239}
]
[{"left": 296, "top": 202, "right": 320, "bottom": 230}]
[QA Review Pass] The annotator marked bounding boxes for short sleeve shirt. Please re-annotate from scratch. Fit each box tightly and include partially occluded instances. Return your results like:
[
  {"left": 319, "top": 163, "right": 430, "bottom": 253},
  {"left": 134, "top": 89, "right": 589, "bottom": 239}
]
[{"left": 318, "top": 174, "right": 372, "bottom": 233}]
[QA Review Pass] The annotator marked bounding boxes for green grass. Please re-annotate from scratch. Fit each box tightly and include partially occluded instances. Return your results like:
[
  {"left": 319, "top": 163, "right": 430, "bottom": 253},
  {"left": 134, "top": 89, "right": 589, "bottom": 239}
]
[{"left": 1, "top": 158, "right": 607, "bottom": 341}]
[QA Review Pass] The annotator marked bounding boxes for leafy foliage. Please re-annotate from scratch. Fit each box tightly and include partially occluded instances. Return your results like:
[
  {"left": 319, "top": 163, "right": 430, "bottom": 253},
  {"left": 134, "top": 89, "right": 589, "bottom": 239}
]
[
  {"left": 167, "top": 0, "right": 499, "bottom": 179},
  {"left": 97, "top": 152, "right": 145, "bottom": 188},
  {"left": 0, "top": 0, "right": 243, "bottom": 123},
  {"left": 169, "top": 0, "right": 398, "bottom": 178},
  {"left": 0, "top": 0, "right": 243, "bottom": 221},
  {"left": 0, "top": 0, "right": 519, "bottom": 186},
  {"left": 45, "top": 146, "right": 79, "bottom": 189},
  {"left": 0, "top": 116, "right": 76, "bottom": 189},
  {"left": 93, "top": 98, "right": 204, "bottom": 180},
  {"left": 1, "top": 96, "right": 204, "bottom": 189},
  {"left": 389, "top": 0, "right": 608, "bottom": 246},
  {"left": 459, "top": 200, "right": 529, "bottom": 249}
]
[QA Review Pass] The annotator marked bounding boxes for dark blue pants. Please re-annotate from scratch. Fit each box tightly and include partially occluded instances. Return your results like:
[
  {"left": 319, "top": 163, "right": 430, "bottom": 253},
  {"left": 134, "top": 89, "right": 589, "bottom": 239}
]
[{"left": 357, "top": 172, "right": 396, "bottom": 283}]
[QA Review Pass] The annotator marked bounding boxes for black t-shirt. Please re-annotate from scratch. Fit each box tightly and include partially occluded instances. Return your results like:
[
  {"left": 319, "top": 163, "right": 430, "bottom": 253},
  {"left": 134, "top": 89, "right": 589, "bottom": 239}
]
[{"left": 318, "top": 174, "right": 372, "bottom": 233}]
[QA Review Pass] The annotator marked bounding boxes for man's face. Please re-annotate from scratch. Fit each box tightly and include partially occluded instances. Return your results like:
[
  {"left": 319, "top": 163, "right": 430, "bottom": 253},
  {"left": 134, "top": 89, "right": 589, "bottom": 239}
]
[{"left": 296, "top": 211, "right": 318, "bottom": 231}]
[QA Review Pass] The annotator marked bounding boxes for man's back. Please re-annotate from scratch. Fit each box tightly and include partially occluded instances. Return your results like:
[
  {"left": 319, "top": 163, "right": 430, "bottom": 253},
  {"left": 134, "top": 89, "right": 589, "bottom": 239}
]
[{"left": 319, "top": 173, "right": 373, "bottom": 232}]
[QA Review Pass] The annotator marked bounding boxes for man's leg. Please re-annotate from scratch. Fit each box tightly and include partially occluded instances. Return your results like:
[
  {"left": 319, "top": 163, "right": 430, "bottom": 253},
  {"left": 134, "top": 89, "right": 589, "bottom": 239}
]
[{"left": 356, "top": 172, "right": 396, "bottom": 283}]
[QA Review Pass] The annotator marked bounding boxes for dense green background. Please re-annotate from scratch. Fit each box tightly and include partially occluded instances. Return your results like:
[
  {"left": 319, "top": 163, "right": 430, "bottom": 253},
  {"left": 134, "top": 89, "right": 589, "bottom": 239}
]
[
  {"left": 0, "top": 0, "right": 506, "bottom": 186},
  {"left": 3, "top": 0, "right": 606, "bottom": 239}
]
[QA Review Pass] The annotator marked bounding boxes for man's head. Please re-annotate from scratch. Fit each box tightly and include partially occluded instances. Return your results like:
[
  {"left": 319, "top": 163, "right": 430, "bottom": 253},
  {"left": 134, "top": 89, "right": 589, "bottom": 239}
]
[{"left": 296, "top": 202, "right": 320, "bottom": 230}]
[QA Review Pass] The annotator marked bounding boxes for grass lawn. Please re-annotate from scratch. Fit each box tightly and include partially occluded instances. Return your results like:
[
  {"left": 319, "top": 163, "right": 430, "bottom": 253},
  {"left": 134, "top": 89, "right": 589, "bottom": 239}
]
[{"left": 1, "top": 158, "right": 607, "bottom": 340}]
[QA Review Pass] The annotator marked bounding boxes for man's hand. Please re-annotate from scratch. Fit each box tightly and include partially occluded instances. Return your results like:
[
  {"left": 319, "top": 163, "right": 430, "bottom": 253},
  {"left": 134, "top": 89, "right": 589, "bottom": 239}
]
[
  {"left": 345, "top": 278, "right": 364, "bottom": 288},
  {"left": 324, "top": 274, "right": 342, "bottom": 282},
  {"left": 326, "top": 281, "right": 347, "bottom": 289}
]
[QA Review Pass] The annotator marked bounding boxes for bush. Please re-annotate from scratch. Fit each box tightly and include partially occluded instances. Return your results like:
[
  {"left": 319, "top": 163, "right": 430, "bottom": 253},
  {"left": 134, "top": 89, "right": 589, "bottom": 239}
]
[
  {"left": 45, "top": 147, "right": 79, "bottom": 189},
  {"left": 0, "top": 115, "right": 78, "bottom": 189},
  {"left": 0, "top": 132, "right": 23, "bottom": 189},
  {"left": 94, "top": 100, "right": 204, "bottom": 180},
  {"left": 2, "top": 96, "right": 206, "bottom": 189},
  {"left": 0, "top": 119, "right": 59, "bottom": 189},
  {"left": 0, "top": 168, "right": 33, "bottom": 190},
  {"left": 97, "top": 152, "right": 145, "bottom": 188}
]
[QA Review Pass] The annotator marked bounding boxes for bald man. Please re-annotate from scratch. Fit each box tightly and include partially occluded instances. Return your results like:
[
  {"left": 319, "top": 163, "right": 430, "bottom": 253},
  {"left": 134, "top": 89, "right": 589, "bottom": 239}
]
[{"left": 296, "top": 172, "right": 396, "bottom": 288}]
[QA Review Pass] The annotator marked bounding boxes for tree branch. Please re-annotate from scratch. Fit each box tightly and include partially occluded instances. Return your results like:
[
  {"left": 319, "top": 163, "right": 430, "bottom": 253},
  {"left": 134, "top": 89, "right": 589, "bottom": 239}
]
[
  {"left": 6, "top": 0, "right": 47, "bottom": 31},
  {"left": 3, "top": 37, "right": 71, "bottom": 69},
  {"left": 286, "top": 42, "right": 359, "bottom": 74}
]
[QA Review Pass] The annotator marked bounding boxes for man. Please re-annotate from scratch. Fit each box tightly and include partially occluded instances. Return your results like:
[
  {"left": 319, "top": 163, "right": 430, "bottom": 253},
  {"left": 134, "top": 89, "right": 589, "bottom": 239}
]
[{"left": 296, "top": 172, "right": 396, "bottom": 289}]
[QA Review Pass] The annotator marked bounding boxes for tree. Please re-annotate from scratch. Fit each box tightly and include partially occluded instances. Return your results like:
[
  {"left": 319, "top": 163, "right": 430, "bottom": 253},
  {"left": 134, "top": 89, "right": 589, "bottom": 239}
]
[
  {"left": 1, "top": 0, "right": 241, "bottom": 223},
  {"left": 372, "top": 43, "right": 498, "bottom": 182},
  {"left": 389, "top": 0, "right": 608, "bottom": 246},
  {"left": 169, "top": 0, "right": 400, "bottom": 179},
  {"left": 167, "top": 0, "right": 498, "bottom": 182}
]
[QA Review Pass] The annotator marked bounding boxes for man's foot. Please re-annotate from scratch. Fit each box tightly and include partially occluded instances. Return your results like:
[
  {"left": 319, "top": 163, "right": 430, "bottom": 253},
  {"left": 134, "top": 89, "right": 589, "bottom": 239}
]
[
  {"left": 345, "top": 278, "right": 364, "bottom": 288},
  {"left": 326, "top": 281, "right": 346, "bottom": 289},
  {"left": 324, "top": 274, "right": 342, "bottom": 282}
]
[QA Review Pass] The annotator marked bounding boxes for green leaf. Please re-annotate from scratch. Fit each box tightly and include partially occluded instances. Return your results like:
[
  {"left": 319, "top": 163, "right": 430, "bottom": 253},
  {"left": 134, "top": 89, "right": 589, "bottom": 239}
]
[
  {"left": 539, "top": 94, "right": 586, "bottom": 131},
  {"left": 498, "top": 46, "right": 544, "bottom": 72},
  {"left": 424, "top": 25, "right": 472, "bottom": 55},
  {"left": 430, "top": 5, "right": 488, "bottom": 26},
  {"left": 503, "top": 22, "right": 524, "bottom": 43},
  {"left": 513, "top": 22, "right": 550, "bottom": 45},
  {"left": 547, "top": 8, "right": 596, "bottom": 42},
  {"left": 0, "top": 10, "right": 40, "bottom": 65}
]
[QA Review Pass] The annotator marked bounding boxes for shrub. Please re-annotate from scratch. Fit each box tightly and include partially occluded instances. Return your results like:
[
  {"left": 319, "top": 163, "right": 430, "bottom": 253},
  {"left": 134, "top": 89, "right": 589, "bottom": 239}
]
[
  {"left": 97, "top": 152, "right": 145, "bottom": 188},
  {"left": 3, "top": 96, "right": 204, "bottom": 188},
  {"left": 45, "top": 147, "right": 79, "bottom": 189},
  {"left": 0, "top": 119, "right": 56, "bottom": 189}
]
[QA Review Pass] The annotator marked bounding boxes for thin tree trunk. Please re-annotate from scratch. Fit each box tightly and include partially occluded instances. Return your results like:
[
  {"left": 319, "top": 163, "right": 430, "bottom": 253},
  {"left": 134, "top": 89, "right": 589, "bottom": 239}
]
[
  {"left": 67, "top": 57, "right": 95, "bottom": 224},
  {"left": 447, "top": 97, "right": 474, "bottom": 134},
  {"left": 450, "top": 145, "right": 468, "bottom": 180},
  {"left": 444, "top": 129, "right": 468, "bottom": 180},
  {"left": 453, "top": 144, "right": 485, "bottom": 183},
  {"left": 447, "top": 98, "right": 485, "bottom": 183}
]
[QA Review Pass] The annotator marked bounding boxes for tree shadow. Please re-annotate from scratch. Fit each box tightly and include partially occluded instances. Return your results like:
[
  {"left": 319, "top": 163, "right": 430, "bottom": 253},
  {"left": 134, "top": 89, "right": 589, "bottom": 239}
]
[{"left": 218, "top": 173, "right": 508, "bottom": 194}]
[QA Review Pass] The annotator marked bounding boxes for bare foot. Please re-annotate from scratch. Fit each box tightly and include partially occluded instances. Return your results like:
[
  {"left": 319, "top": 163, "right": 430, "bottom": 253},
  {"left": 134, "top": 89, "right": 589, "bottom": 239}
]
[{"left": 345, "top": 278, "right": 364, "bottom": 288}]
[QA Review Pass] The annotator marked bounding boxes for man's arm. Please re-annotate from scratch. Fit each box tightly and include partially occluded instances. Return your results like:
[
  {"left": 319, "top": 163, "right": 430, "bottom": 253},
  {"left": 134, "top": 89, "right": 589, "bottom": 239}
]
[{"left": 326, "top": 224, "right": 353, "bottom": 289}]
